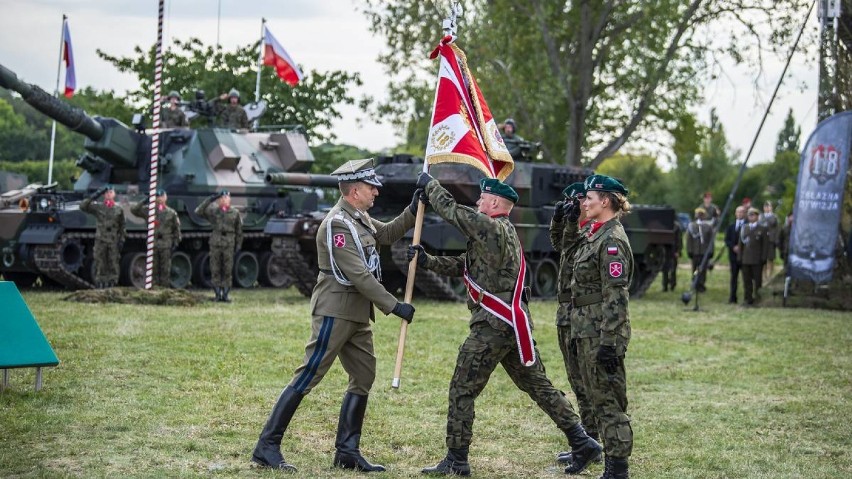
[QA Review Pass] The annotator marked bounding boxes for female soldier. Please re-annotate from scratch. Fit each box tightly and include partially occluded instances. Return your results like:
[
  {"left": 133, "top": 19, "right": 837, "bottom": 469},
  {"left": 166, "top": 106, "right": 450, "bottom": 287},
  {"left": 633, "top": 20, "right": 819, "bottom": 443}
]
[{"left": 571, "top": 174, "right": 633, "bottom": 479}]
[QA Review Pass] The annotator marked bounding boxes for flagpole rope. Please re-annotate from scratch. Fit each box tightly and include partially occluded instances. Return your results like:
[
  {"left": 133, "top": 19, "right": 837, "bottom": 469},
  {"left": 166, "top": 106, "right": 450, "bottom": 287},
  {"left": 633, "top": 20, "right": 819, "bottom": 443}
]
[{"left": 145, "top": 0, "right": 165, "bottom": 290}]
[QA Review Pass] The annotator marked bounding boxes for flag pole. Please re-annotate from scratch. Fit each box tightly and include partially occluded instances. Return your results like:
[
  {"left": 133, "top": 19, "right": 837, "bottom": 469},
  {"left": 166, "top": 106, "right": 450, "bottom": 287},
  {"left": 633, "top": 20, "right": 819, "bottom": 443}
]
[
  {"left": 48, "top": 14, "right": 67, "bottom": 186},
  {"left": 253, "top": 18, "right": 266, "bottom": 129},
  {"left": 392, "top": 2, "right": 462, "bottom": 389},
  {"left": 145, "top": 0, "right": 166, "bottom": 290}
]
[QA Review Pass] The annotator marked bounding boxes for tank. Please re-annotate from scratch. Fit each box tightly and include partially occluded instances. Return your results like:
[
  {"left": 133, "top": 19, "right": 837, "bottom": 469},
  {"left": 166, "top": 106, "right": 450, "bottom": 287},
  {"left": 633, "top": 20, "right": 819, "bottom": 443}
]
[
  {"left": 265, "top": 154, "right": 678, "bottom": 300},
  {"left": 0, "top": 62, "right": 324, "bottom": 290}
]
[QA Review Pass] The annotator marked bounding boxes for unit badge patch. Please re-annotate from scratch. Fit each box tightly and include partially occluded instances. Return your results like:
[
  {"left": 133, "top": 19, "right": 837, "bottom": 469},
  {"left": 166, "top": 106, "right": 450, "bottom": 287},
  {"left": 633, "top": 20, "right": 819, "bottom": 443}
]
[
  {"left": 609, "top": 262, "right": 623, "bottom": 278},
  {"left": 333, "top": 234, "right": 346, "bottom": 248}
]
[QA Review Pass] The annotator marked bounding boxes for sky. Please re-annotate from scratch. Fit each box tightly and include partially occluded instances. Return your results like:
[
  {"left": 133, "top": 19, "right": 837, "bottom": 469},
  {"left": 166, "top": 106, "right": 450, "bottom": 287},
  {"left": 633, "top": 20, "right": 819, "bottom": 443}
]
[{"left": 0, "top": 0, "right": 821, "bottom": 166}]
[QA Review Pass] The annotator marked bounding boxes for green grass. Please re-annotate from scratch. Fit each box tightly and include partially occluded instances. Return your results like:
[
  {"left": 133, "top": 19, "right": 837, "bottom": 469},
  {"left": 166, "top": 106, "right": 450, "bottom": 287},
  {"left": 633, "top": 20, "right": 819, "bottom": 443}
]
[{"left": 1, "top": 266, "right": 850, "bottom": 478}]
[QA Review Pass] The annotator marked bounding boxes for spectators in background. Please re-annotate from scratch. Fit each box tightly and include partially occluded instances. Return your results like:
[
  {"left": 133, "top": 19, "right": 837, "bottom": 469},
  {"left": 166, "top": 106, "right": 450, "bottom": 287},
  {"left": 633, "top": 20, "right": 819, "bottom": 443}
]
[
  {"left": 759, "top": 201, "right": 779, "bottom": 281},
  {"left": 686, "top": 207, "right": 714, "bottom": 292}
]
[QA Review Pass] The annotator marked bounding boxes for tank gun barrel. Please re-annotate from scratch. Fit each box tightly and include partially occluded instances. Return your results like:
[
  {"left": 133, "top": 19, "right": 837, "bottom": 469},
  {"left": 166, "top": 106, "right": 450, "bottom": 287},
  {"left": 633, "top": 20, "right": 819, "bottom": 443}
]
[
  {"left": 0, "top": 63, "right": 103, "bottom": 141},
  {"left": 265, "top": 172, "right": 339, "bottom": 188}
]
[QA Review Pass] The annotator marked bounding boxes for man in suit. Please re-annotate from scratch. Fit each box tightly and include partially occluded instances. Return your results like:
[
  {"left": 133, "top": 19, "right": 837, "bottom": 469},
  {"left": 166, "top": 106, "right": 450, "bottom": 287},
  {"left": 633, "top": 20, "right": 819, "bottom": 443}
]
[{"left": 724, "top": 206, "right": 746, "bottom": 303}]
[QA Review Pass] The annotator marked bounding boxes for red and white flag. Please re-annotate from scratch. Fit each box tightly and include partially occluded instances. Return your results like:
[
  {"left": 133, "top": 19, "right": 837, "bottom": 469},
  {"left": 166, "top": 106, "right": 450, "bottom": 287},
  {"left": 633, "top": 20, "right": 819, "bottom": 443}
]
[
  {"left": 62, "top": 20, "right": 76, "bottom": 98},
  {"left": 262, "top": 25, "right": 303, "bottom": 87},
  {"left": 424, "top": 36, "right": 514, "bottom": 181}
]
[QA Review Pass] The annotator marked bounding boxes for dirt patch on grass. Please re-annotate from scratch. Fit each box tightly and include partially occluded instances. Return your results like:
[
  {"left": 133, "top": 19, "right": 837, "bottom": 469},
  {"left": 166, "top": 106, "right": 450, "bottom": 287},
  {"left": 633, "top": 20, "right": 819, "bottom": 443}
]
[
  {"left": 761, "top": 268, "right": 852, "bottom": 311},
  {"left": 63, "top": 288, "right": 204, "bottom": 306}
]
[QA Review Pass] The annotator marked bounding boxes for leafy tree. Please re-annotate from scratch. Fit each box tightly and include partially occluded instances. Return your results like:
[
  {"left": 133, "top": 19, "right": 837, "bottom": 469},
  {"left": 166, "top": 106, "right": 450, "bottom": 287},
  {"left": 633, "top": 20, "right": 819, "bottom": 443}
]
[
  {"left": 0, "top": 159, "right": 79, "bottom": 190},
  {"left": 311, "top": 143, "right": 375, "bottom": 174},
  {"left": 776, "top": 108, "right": 802, "bottom": 155},
  {"left": 97, "top": 38, "right": 363, "bottom": 142},
  {"left": 360, "top": 0, "right": 810, "bottom": 167},
  {"left": 595, "top": 153, "right": 667, "bottom": 205}
]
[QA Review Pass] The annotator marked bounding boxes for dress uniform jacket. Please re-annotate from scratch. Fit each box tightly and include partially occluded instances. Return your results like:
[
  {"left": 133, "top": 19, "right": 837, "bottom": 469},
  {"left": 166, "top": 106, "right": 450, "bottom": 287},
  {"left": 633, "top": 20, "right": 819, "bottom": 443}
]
[{"left": 738, "top": 221, "right": 769, "bottom": 265}]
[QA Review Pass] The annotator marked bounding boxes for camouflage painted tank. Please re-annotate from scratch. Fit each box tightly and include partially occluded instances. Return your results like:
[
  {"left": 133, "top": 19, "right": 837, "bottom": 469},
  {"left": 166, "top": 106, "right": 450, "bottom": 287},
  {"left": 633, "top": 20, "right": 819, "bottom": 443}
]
[
  {"left": 266, "top": 154, "right": 677, "bottom": 300},
  {"left": 0, "top": 63, "right": 322, "bottom": 290}
]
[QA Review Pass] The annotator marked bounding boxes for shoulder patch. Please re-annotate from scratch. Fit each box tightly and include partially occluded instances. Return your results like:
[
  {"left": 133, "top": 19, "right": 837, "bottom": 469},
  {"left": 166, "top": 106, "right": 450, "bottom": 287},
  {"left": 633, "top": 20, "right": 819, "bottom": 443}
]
[
  {"left": 609, "top": 261, "right": 623, "bottom": 278},
  {"left": 607, "top": 245, "right": 618, "bottom": 255},
  {"left": 333, "top": 233, "right": 346, "bottom": 248}
]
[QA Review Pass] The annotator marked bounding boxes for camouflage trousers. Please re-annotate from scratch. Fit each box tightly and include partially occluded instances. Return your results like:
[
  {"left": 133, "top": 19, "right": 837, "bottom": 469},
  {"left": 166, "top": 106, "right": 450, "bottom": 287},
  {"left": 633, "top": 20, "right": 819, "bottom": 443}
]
[
  {"left": 93, "top": 239, "right": 120, "bottom": 285},
  {"left": 556, "top": 322, "right": 598, "bottom": 436},
  {"left": 576, "top": 337, "right": 632, "bottom": 458},
  {"left": 445, "top": 320, "right": 581, "bottom": 449},
  {"left": 152, "top": 246, "right": 171, "bottom": 287},
  {"left": 209, "top": 244, "right": 234, "bottom": 288}
]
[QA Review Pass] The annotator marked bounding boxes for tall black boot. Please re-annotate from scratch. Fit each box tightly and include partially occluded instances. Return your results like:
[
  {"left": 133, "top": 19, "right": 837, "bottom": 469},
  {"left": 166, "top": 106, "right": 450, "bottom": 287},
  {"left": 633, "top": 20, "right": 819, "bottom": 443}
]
[
  {"left": 563, "top": 423, "right": 602, "bottom": 474},
  {"left": 421, "top": 447, "right": 470, "bottom": 476},
  {"left": 251, "top": 386, "right": 304, "bottom": 471},
  {"left": 221, "top": 287, "right": 232, "bottom": 303},
  {"left": 557, "top": 431, "right": 601, "bottom": 465},
  {"left": 212, "top": 287, "right": 221, "bottom": 302},
  {"left": 599, "top": 456, "right": 629, "bottom": 479},
  {"left": 333, "top": 392, "right": 385, "bottom": 472}
]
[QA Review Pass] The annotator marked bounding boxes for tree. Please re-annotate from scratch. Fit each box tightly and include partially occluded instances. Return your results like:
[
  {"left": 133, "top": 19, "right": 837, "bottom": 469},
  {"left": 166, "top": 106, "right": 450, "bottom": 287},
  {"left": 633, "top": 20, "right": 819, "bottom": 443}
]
[
  {"left": 776, "top": 108, "right": 801, "bottom": 154},
  {"left": 595, "top": 153, "right": 667, "bottom": 205},
  {"left": 97, "top": 38, "right": 363, "bottom": 142},
  {"left": 360, "top": 0, "right": 811, "bottom": 167}
]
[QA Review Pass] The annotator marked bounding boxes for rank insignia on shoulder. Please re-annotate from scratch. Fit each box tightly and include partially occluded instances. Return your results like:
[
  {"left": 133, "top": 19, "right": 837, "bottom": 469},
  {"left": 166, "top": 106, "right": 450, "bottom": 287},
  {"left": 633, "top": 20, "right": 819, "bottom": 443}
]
[
  {"left": 607, "top": 246, "right": 618, "bottom": 255},
  {"left": 609, "top": 261, "right": 623, "bottom": 278},
  {"left": 333, "top": 233, "right": 346, "bottom": 248}
]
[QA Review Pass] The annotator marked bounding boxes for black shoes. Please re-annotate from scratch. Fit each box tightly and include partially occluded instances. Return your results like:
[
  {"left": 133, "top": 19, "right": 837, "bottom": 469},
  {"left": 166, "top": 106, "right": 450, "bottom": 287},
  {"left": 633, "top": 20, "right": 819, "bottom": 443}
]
[
  {"left": 421, "top": 447, "right": 471, "bottom": 476},
  {"left": 563, "top": 423, "right": 603, "bottom": 474},
  {"left": 333, "top": 392, "right": 385, "bottom": 472},
  {"left": 598, "top": 456, "right": 629, "bottom": 479},
  {"left": 251, "top": 386, "right": 304, "bottom": 472},
  {"left": 557, "top": 431, "right": 601, "bottom": 465}
]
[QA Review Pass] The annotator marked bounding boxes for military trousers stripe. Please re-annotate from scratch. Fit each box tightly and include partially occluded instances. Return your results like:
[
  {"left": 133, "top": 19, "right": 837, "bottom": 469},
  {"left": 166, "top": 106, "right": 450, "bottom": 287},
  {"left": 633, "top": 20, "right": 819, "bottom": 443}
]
[{"left": 292, "top": 316, "right": 335, "bottom": 393}]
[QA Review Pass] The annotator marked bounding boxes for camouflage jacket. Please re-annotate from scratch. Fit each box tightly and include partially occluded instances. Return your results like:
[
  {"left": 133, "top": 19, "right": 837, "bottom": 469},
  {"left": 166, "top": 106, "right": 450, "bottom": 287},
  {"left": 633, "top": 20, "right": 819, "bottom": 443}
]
[
  {"left": 501, "top": 133, "right": 525, "bottom": 161},
  {"left": 211, "top": 101, "right": 249, "bottom": 129},
  {"left": 312, "top": 197, "right": 415, "bottom": 323},
  {"left": 131, "top": 200, "right": 182, "bottom": 249},
  {"left": 80, "top": 198, "right": 126, "bottom": 244},
  {"left": 570, "top": 218, "right": 633, "bottom": 350},
  {"left": 161, "top": 106, "right": 188, "bottom": 128},
  {"left": 550, "top": 216, "right": 593, "bottom": 326},
  {"left": 686, "top": 220, "right": 714, "bottom": 256},
  {"left": 738, "top": 221, "right": 768, "bottom": 265},
  {"left": 194, "top": 197, "right": 243, "bottom": 249},
  {"left": 422, "top": 180, "right": 530, "bottom": 331}
]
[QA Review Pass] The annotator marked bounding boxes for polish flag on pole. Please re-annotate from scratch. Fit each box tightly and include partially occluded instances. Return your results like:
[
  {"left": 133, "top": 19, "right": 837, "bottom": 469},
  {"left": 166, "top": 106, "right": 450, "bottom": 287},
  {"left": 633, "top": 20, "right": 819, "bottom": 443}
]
[
  {"left": 424, "top": 36, "right": 513, "bottom": 181},
  {"left": 262, "top": 25, "right": 303, "bottom": 87},
  {"left": 62, "top": 19, "right": 76, "bottom": 98}
]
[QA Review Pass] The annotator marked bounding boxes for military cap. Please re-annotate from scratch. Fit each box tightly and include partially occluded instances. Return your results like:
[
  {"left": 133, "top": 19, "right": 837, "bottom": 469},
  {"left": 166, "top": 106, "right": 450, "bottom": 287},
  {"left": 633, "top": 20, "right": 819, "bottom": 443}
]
[
  {"left": 228, "top": 88, "right": 240, "bottom": 99},
  {"left": 504, "top": 118, "right": 516, "bottom": 128},
  {"left": 562, "top": 182, "right": 586, "bottom": 199},
  {"left": 694, "top": 207, "right": 707, "bottom": 216},
  {"left": 480, "top": 178, "right": 519, "bottom": 204},
  {"left": 156, "top": 188, "right": 167, "bottom": 196},
  {"left": 330, "top": 158, "right": 382, "bottom": 187},
  {"left": 584, "top": 174, "right": 628, "bottom": 195},
  {"left": 104, "top": 184, "right": 115, "bottom": 191},
  {"left": 742, "top": 197, "right": 751, "bottom": 205},
  {"left": 219, "top": 189, "right": 230, "bottom": 197},
  {"left": 167, "top": 91, "right": 181, "bottom": 100},
  {"left": 747, "top": 207, "right": 760, "bottom": 216}
]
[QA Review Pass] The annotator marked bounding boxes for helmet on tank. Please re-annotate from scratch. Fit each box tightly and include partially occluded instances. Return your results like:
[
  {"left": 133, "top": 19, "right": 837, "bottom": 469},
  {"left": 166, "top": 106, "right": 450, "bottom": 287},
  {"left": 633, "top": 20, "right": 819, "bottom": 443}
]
[{"left": 228, "top": 88, "right": 240, "bottom": 99}]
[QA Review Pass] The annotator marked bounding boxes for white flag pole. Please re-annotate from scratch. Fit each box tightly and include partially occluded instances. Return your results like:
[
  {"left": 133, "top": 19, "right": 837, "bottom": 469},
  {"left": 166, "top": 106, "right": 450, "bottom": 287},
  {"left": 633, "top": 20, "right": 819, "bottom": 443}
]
[
  {"left": 253, "top": 18, "right": 266, "bottom": 129},
  {"left": 48, "top": 14, "right": 67, "bottom": 185},
  {"left": 145, "top": 0, "right": 165, "bottom": 290}
]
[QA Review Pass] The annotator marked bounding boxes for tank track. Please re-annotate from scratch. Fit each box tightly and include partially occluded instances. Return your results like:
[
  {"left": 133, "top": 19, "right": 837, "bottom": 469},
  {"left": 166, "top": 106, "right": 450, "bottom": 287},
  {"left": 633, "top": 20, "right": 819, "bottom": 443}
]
[
  {"left": 390, "top": 240, "right": 465, "bottom": 302},
  {"left": 33, "top": 232, "right": 95, "bottom": 290},
  {"left": 276, "top": 236, "right": 317, "bottom": 297},
  {"left": 629, "top": 264, "right": 660, "bottom": 299}
]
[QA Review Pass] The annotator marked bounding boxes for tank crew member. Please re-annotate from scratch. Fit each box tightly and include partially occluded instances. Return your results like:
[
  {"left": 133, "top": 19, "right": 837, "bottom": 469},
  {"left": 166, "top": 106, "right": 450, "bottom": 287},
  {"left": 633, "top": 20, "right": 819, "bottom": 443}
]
[
  {"left": 161, "top": 91, "right": 188, "bottom": 128},
  {"left": 571, "top": 174, "right": 634, "bottom": 479},
  {"left": 195, "top": 190, "right": 242, "bottom": 302},
  {"left": 724, "top": 206, "right": 746, "bottom": 303},
  {"left": 500, "top": 118, "right": 525, "bottom": 161},
  {"left": 759, "top": 200, "right": 779, "bottom": 281},
  {"left": 80, "top": 185, "right": 126, "bottom": 289},
  {"left": 131, "top": 189, "right": 182, "bottom": 287},
  {"left": 211, "top": 88, "right": 249, "bottom": 129},
  {"left": 550, "top": 182, "right": 603, "bottom": 466},
  {"left": 738, "top": 207, "right": 769, "bottom": 306},
  {"left": 252, "top": 158, "right": 420, "bottom": 473},
  {"left": 698, "top": 192, "right": 721, "bottom": 227},
  {"left": 410, "top": 173, "right": 600, "bottom": 477},
  {"left": 686, "top": 207, "right": 714, "bottom": 293}
]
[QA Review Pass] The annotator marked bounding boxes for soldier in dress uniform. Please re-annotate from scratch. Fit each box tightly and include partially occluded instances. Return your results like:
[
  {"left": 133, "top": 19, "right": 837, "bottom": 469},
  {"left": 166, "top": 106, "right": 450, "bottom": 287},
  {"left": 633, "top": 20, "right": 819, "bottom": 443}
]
[
  {"left": 80, "top": 185, "right": 125, "bottom": 288},
  {"left": 194, "top": 190, "right": 242, "bottom": 302},
  {"left": 410, "top": 173, "right": 600, "bottom": 477},
  {"left": 759, "top": 200, "right": 779, "bottom": 281},
  {"left": 252, "top": 158, "right": 419, "bottom": 473},
  {"left": 686, "top": 207, "right": 714, "bottom": 292},
  {"left": 211, "top": 88, "right": 249, "bottom": 129},
  {"left": 550, "top": 182, "right": 603, "bottom": 467},
  {"left": 161, "top": 91, "right": 188, "bottom": 128},
  {"left": 571, "top": 174, "right": 634, "bottom": 479},
  {"left": 738, "top": 207, "right": 769, "bottom": 305},
  {"left": 130, "top": 189, "right": 182, "bottom": 287}
]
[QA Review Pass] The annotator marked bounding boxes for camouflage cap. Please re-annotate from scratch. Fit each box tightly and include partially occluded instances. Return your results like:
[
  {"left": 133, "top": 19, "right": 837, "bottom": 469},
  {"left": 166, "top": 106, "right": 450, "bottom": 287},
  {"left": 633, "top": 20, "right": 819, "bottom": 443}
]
[
  {"left": 480, "top": 178, "right": 519, "bottom": 204},
  {"left": 584, "top": 174, "right": 628, "bottom": 195},
  {"left": 331, "top": 158, "right": 382, "bottom": 187},
  {"left": 747, "top": 207, "right": 760, "bottom": 216},
  {"left": 562, "top": 181, "right": 586, "bottom": 199}
]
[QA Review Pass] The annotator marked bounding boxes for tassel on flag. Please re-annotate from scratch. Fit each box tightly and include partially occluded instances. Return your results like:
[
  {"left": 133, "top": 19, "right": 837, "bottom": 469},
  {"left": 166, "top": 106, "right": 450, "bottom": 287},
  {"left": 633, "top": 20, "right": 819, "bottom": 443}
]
[
  {"left": 62, "top": 20, "right": 76, "bottom": 98},
  {"left": 262, "top": 25, "right": 303, "bottom": 87},
  {"left": 424, "top": 36, "right": 513, "bottom": 181}
]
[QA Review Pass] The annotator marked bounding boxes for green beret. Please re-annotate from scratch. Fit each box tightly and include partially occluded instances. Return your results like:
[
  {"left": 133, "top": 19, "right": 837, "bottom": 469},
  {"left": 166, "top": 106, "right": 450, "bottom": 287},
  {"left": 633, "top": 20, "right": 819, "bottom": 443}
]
[
  {"left": 584, "top": 174, "right": 628, "bottom": 195},
  {"left": 562, "top": 182, "right": 586, "bottom": 199},
  {"left": 156, "top": 188, "right": 166, "bottom": 196},
  {"left": 480, "top": 178, "right": 519, "bottom": 204},
  {"left": 219, "top": 189, "right": 230, "bottom": 197},
  {"left": 104, "top": 184, "right": 114, "bottom": 191}
]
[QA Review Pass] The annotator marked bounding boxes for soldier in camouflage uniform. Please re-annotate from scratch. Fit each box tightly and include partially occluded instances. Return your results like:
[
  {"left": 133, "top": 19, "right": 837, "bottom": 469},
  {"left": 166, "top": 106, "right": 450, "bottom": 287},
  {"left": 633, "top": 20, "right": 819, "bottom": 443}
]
[
  {"left": 80, "top": 185, "right": 126, "bottom": 288},
  {"left": 210, "top": 88, "right": 249, "bottom": 129},
  {"left": 500, "top": 118, "right": 525, "bottom": 161},
  {"left": 411, "top": 173, "right": 600, "bottom": 477},
  {"left": 739, "top": 207, "right": 769, "bottom": 305},
  {"left": 570, "top": 174, "right": 634, "bottom": 479},
  {"left": 252, "top": 158, "right": 418, "bottom": 473},
  {"left": 550, "top": 182, "right": 603, "bottom": 466},
  {"left": 161, "top": 91, "right": 188, "bottom": 128},
  {"left": 194, "top": 190, "right": 242, "bottom": 302},
  {"left": 130, "top": 189, "right": 181, "bottom": 287}
]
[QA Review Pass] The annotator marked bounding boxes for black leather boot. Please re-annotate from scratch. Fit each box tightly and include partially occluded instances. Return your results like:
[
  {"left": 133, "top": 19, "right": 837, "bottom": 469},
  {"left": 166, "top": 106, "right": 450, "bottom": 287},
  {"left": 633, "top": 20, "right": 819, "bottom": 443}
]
[
  {"left": 598, "top": 456, "right": 629, "bottom": 479},
  {"left": 421, "top": 447, "right": 470, "bottom": 476},
  {"left": 212, "top": 287, "right": 221, "bottom": 301},
  {"left": 557, "top": 431, "right": 600, "bottom": 465},
  {"left": 251, "top": 386, "right": 303, "bottom": 471},
  {"left": 563, "top": 423, "right": 602, "bottom": 474},
  {"left": 333, "top": 392, "right": 385, "bottom": 472},
  {"left": 221, "top": 287, "right": 232, "bottom": 303}
]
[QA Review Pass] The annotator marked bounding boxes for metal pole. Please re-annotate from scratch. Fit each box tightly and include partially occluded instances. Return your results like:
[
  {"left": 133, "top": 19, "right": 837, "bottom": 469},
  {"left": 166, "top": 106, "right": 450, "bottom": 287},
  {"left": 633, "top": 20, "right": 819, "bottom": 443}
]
[
  {"left": 216, "top": 0, "right": 222, "bottom": 49},
  {"left": 145, "top": 0, "right": 166, "bottom": 290},
  {"left": 253, "top": 18, "right": 266, "bottom": 130},
  {"left": 48, "top": 14, "right": 67, "bottom": 185}
]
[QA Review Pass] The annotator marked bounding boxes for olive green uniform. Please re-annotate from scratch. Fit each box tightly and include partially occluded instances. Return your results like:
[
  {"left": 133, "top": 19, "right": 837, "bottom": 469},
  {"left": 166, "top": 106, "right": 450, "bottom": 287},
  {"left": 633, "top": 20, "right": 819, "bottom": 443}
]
[
  {"left": 131, "top": 200, "right": 182, "bottom": 287},
  {"left": 288, "top": 198, "right": 415, "bottom": 395},
  {"left": 551, "top": 216, "right": 598, "bottom": 437},
  {"left": 686, "top": 219, "right": 714, "bottom": 291},
  {"left": 195, "top": 197, "right": 243, "bottom": 288},
  {"left": 211, "top": 100, "right": 249, "bottom": 129},
  {"left": 570, "top": 218, "right": 634, "bottom": 458},
  {"left": 420, "top": 180, "right": 582, "bottom": 450},
  {"left": 161, "top": 106, "right": 188, "bottom": 128},
  {"left": 738, "top": 220, "right": 768, "bottom": 304},
  {"left": 80, "top": 197, "right": 126, "bottom": 285}
]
